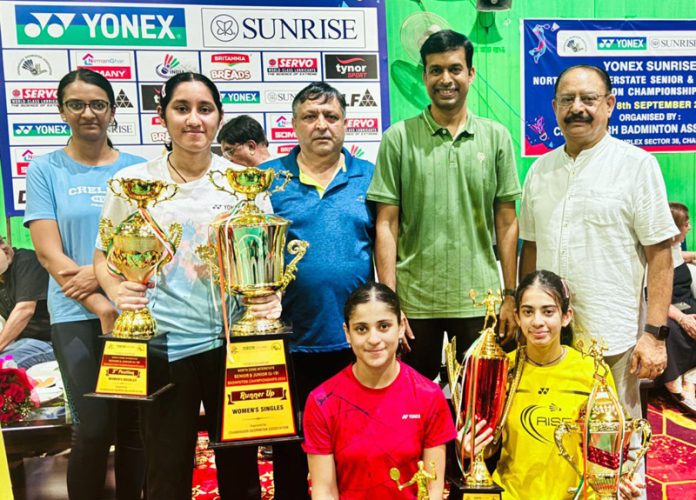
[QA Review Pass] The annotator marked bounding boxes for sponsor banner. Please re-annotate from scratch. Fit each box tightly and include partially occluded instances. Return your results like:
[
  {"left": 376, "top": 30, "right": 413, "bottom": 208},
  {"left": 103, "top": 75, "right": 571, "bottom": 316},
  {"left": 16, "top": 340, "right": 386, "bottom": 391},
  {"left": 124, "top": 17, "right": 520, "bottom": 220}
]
[
  {"left": 71, "top": 50, "right": 135, "bottom": 80},
  {"left": 201, "top": 7, "right": 373, "bottom": 49},
  {"left": 9, "top": 114, "right": 71, "bottom": 146},
  {"left": 0, "top": 0, "right": 388, "bottom": 217},
  {"left": 332, "top": 82, "right": 380, "bottom": 109},
  {"left": 262, "top": 52, "right": 320, "bottom": 82},
  {"left": 107, "top": 116, "right": 140, "bottom": 143},
  {"left": 266, "top": 113, "right": 296, "bottom": 141},
  {"left": 119, "top": 144, "right": 164, "bottom": 159},
  {"left": 12, "top": 178, "right": 26, "bottom": 212},
  {"left": 2, "top": 50, "right": 69, "bottom": 80},
  {"left": 324, "top": 53, "right": 379, "bottom": 80},
  {"left": 202, "top": 51, "right": 261, "bottom": 81},
  {"left": 12, "top": 4, "right": 187, "bottom": 47},
  {"left": 523, "top": 19, "right": 696, "bottom": 155},
  {"left": 270, "top": 143, "right": 297, "bottom": 156},
  {"left": 140, "top": 114, "right": 169, "bottom": 145},
  {"left": 344, "top": 115, "right": 381, "bottom": 141},
  {"left": 5, "top": 83, "right": 58, "bottom": 113},
  {"left": 11, "top": 146, "right": 55, "bottom": 176},
  {"left": 139, "top": 83, "right": 163, "bottom": 112},
  {"left": 137, "top": 50, "right": 200, "bottom": 80},
  {"left": 345, "top": 141, "right": 380, "bottom": 162},
  {"left": 111, "top": 82, "right": 139, "bottom": 113}
]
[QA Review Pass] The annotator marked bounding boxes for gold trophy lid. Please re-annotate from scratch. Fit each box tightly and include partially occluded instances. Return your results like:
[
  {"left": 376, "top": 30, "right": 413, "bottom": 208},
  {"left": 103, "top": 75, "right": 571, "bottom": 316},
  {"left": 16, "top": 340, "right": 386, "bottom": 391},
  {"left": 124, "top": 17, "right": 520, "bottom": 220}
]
[
  {"left": 225, "top": 167, "right": 275, "bottom": 200},
  {"left": 211, "top": 209, "right": 290, "bottom": 228},
  {"left": 118, "top": 178, "right": 174, "bottom": 207}
]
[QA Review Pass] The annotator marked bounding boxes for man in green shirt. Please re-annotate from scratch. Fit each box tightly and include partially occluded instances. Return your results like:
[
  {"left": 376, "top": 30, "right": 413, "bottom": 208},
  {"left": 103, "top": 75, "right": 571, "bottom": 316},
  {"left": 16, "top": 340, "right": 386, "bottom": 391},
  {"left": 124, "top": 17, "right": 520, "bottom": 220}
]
[{"left": 367, "top": 29, "right": 521, "bottom": 380}]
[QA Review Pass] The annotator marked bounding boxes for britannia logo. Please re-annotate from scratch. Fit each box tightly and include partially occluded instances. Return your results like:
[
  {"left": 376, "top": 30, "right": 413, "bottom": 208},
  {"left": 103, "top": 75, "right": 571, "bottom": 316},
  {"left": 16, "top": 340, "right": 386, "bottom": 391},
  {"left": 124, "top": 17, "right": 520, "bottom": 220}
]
[{"left": 210, "top": 14, "right": 239, "bottom": 42}]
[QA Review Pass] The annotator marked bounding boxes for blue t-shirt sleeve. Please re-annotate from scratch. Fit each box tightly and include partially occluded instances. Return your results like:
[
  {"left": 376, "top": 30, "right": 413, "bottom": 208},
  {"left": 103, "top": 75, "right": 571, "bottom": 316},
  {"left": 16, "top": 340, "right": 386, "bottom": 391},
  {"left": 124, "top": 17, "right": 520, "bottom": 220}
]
[{"left": 24, "top": 156, "right": 57, "bottom": 225}]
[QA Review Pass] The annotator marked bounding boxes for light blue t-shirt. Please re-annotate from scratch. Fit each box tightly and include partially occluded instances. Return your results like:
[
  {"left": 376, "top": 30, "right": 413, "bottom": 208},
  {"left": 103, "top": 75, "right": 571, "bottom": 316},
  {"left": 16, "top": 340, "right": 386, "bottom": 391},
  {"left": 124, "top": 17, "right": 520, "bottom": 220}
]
[{"left": 24, "top": 149, "right": 145, "bottom": 325}]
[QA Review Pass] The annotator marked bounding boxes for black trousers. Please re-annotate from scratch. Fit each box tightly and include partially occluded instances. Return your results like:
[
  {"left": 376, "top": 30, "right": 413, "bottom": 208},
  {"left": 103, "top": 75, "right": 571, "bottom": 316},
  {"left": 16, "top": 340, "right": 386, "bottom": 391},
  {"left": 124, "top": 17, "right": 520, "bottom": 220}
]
[
  {"left": 52, "top": 319, "right": 145, "bottom": 500},
  {"left": 401, "top": 317, "right": 485, "bottom": 380},
  {"left": 272, "top": 348, "right": 354, "bottom": 500},
  {"left": 140, "top": 346, "right": 260, "bottom": 500}
]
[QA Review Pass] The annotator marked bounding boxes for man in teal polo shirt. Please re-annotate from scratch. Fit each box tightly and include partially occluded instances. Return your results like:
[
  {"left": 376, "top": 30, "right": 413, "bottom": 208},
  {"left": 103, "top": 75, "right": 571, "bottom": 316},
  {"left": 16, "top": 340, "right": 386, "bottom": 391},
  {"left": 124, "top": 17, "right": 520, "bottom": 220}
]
[{"left": 368, "top": 29, "right": 521, "bottom": 380}]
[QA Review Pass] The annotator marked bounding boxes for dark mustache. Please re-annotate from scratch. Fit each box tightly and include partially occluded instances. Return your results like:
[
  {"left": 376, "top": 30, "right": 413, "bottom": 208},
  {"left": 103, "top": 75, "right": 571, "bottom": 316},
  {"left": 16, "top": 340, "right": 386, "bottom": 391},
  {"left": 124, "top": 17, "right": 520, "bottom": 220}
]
[{"left": 564, "top": 113, "right": 592, "bottom": 124}]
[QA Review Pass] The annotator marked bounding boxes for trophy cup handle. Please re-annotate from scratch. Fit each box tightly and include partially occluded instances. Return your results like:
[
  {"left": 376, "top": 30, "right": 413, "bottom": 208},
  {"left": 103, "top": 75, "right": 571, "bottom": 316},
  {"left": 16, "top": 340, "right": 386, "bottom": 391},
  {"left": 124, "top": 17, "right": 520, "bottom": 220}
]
[
  {"left": 98, "top": 218, "right": 114, "bottom": 250},
  {"left": 208, "top": 170, "right": 237, "bottom": 197},
  {"left": 108, "top": 178, "right": 129, "bottom": 201},
  {"left": 279, "top": 239, "right": 309, "bottom": 290},
  {"left": 622, "top": 418, "right": 652, "bottom": 479},
  {"left": 554, "top": 422, "right": 583, "bottom": 478},
  {"left": 195, "top": 243, "right": 221, "bottom": 282},
  {"left": 151, "top": 182, "right": 179, "bottom": 207},
  {"left": 271, "top": 170, "right": 293, "bottom": 193}
]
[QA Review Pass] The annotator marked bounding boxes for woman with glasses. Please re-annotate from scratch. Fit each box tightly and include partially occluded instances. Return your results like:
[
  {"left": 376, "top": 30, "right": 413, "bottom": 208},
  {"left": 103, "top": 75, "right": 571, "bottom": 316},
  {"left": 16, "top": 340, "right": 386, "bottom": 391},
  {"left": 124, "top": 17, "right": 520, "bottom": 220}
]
[{"left": 24, "top": 69, "right": 145, "bottom": 500}]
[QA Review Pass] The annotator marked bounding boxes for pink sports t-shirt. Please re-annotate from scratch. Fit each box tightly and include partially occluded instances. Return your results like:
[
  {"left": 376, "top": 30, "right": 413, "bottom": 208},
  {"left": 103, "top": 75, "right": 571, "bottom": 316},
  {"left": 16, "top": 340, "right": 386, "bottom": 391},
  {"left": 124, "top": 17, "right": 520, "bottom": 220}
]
[{"left": 303, "top": 362, "right": 456, "bottom": 499}]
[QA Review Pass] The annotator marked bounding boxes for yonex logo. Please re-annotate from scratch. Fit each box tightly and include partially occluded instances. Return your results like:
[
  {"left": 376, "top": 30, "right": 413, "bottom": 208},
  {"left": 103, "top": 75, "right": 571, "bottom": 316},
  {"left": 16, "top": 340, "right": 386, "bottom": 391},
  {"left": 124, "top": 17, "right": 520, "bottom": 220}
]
[
  {"left": 16, "top": 6, "right": 187, "bottom": 46},
  {"left": 537, "top": 387, "right": 550, "bottom": 395},
  {"left": 597, "top": 37, "right": 646, "bottom": 51},
  {"left": 13, "top": 123, "right": 70, "bottom": 136}
]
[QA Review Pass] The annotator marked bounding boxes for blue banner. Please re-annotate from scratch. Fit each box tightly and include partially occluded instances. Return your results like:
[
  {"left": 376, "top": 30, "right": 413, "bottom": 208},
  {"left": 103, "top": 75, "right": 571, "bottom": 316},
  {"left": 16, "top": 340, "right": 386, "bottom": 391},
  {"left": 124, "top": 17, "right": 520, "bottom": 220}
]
[{"left": 522, "top": 19, "right": 696, "bottom": 156}]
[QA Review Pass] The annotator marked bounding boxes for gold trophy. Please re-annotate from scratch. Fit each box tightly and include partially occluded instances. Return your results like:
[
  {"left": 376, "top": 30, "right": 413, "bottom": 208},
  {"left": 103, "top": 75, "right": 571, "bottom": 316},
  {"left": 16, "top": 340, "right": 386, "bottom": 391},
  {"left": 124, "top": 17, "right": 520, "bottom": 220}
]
[
  {"left": 90, "top": 178, "right": 181, "bottom": 400},
  {"left": 201, "top": 166, "right": 308, "bottom": 336},
  {"left": 200, "top": 166, "right": 307, "bottom": 447},
  {"left": 445, "top": 289, "right": 522, "bottom": 498},
  {"left": 555, "top": 339, "right": 652, "bottom": 500},
  {"left": 390, "top": 461, "right": 436, "bottom": 500}
]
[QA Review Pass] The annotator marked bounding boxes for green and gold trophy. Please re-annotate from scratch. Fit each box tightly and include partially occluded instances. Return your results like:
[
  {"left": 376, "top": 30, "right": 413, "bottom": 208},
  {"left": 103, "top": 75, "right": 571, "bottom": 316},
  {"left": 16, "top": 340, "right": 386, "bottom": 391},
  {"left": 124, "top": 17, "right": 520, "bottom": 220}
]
[
  {"left": 390, "top": 460, "right": 437, "bottom": 500},
  {"left": 555, "top": 339, "right": 652, "bottom": 500},
  {"left": 88, "top": 178, "right": 181, "bottom": 400},
  {"left": 445, "top": 289, "right": 522, "bottom": 499},
  {"left": 198, "top": 166, "right": 308, "bottom": 447}
]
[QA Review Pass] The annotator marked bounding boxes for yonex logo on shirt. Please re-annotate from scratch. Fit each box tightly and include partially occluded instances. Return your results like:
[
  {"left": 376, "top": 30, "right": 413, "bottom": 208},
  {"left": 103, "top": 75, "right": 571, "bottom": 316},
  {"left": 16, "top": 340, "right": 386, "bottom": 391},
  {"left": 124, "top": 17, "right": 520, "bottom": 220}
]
[
  {"left": 538, "top": 387, "right": 550, "bottom": 395},
  {"left": 401, "top": 414, "right": 421, "bottom": 419}
]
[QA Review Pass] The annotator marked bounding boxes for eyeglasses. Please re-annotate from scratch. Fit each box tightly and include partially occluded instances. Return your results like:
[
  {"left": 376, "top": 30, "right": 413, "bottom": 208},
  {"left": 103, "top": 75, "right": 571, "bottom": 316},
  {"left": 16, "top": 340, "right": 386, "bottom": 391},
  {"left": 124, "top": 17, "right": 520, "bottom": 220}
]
[
  {"left": 221, "top": 145, "right": 240, "bottom": 160},
  {"left": 63, "top": 100, "right": 111, "bottom": 114},
  {"left": 555, "top": 94, "right": 609, "bottom": 108}
]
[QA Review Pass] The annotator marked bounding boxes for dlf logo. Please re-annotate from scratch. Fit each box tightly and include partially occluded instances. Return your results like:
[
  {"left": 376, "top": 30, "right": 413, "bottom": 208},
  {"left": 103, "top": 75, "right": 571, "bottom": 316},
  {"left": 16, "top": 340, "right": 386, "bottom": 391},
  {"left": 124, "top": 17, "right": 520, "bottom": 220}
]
[{"left": 15, "top": 5, "right": 187, "bottom": 46}]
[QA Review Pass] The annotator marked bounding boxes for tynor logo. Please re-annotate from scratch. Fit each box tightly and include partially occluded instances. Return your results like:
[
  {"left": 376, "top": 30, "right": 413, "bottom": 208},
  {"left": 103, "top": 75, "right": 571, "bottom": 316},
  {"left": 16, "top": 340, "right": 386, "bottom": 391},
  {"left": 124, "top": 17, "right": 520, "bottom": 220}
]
[
  {"left": 210, "top": 53, "right": 252, "bottom": 80},
  {"left": 221, "top": 91, "right": 261, "bottom": 105},
  {"left": 324, "top": 54, "right": 378, "bottom": 80},
  {"left": 266, "top": 57, "right": 318, "bottom": 77},
  {"left": 140, "top": 84, "right": 163, "bottom": 111},
  {"left": 15, "top": 5, "right": 186, "bottom": 46},
  {"left": 597, "top": 37, "right": 647, "bottom": 51},
  {"left": 77, "top": 52, "right": 132, "bottom": 79},
  {"left": 13, "top": 123, "right": 69, "bottom": 137},
  {"left": 10, "top": 87, "right": 57, "bottom": 108},
  {"left": 17, "top": 55, "right": 52, "bottom": 77}
]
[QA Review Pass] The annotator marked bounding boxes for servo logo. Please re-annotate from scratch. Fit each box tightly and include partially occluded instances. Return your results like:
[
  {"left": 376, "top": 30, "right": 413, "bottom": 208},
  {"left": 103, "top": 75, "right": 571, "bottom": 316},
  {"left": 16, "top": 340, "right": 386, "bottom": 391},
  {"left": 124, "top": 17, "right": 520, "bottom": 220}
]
[
  {"left": 13, "top": 123, "right": 70, "bottom": 137},
  {"left": 597, "top": 37, "right": 646, "bottom": 51},
  {"left": 15, "top": 5, "right": 187, "bottom": 46},
  {"left": 10, "top": 87, "right": 57, "bottom": 108}
]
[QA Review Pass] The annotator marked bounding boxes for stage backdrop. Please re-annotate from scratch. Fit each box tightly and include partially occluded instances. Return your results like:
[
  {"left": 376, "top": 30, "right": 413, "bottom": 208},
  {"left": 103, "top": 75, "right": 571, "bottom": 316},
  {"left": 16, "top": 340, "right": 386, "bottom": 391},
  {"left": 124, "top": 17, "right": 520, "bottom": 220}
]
[{"left": 0, "top": 0, "right": 388, "bottom": 231}]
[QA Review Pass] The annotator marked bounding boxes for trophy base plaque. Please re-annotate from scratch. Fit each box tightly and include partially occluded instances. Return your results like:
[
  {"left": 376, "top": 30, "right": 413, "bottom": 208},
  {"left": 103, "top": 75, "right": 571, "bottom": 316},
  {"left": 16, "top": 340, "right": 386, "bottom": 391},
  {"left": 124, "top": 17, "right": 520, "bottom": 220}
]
[
  {"left": 210, "top": 332, "right": 302, "bottom": 448},
  {"left": 231, "top": 310, "right": 284, "bottom": 336},
  {"left": 448, "top": 476, "right": 503, "bottom": 500},
  {"left": 86, "top": 333, "right": 173, "bottom": 401}
]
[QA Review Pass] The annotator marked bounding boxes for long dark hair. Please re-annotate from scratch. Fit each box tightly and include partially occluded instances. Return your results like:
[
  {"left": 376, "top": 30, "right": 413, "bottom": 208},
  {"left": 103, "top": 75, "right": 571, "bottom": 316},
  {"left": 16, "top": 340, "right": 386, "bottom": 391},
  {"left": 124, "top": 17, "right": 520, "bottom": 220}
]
[
  {"left": 516, "top": 270, "right": 573, "bottom": 345},
  {"left": 57, "top": 69, "right": 116, "bottom": 148},
  {"left": 158, "top": 72, "right": 223, "bottom": 151},
  {"left": 343, "top": 282, "right": 401, "bottom": 326}
]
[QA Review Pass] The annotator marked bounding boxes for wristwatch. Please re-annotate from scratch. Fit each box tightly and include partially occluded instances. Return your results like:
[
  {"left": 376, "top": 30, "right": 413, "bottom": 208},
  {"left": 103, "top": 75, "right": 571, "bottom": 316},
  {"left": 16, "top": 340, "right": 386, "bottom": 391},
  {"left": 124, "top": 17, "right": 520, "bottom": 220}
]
[
  {"left": 644, "top": 323, "right": 669, "bottom": 340},
  {"left": 503, "top": 288, "right": 516, "bottom": 298}
]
